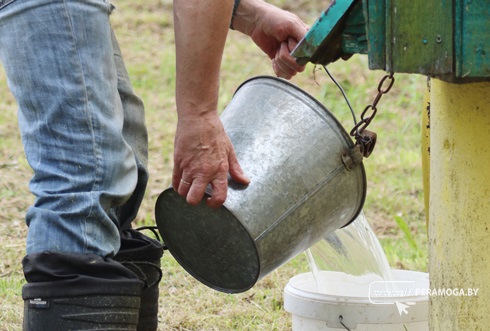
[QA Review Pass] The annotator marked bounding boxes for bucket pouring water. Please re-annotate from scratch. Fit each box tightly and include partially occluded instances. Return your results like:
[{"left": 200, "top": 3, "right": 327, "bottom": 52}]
[{"left": 155, "top": 76, "right": 366, "bottom": 293}]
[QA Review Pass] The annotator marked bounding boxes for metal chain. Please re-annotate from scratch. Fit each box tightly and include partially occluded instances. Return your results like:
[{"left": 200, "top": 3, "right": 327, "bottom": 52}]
[
  {"left": 349, "top": 72, "right": 395, "bottom": 138},
  {"left": 323, "top": 66, "right": 395, "bottom": 158},
  {"left": 351, "top": 71, "right": 394, "bottom": 157}
]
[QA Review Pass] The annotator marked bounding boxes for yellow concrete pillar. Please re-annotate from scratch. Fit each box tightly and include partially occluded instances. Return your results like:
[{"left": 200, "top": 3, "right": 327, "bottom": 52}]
[{"left": 429, "top": 79, "right": 490, "bottom": 330}]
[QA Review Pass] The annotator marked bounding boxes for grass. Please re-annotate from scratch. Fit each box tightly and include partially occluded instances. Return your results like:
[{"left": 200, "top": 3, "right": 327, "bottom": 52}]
[{"left": 0, "top": 0, "right": 428, "bottom": 329}]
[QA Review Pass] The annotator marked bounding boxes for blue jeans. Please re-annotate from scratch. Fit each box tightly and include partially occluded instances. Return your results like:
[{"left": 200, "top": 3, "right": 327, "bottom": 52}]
[{"left": 0, "top": 0, "right": 149, "bottom": 257}]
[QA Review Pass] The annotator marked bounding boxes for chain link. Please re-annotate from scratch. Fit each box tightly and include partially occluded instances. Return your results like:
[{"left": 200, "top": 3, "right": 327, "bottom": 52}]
[
  {"left": 350, "top": 72, "right": 394, "bottom": 137},
  {"left": 323, "top": 65, "right": 395, "bottom": 158},
  {"left": 349, "top": 72, "right": 395, "bottom": 157}
]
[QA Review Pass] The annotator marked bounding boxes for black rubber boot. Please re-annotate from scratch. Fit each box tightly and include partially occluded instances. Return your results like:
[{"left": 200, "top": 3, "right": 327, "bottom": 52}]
[
  {"left": 114, "top": 228, "right": 164, "bottom": 331},
  {"left": 22, "top": 252, "right": 144, "bottom": 330}
]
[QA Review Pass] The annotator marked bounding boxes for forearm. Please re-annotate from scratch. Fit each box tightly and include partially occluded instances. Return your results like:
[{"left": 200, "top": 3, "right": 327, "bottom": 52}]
[
  {"left": 230, "top": 0, "right": 268, "bottom": 36},
  {"left": 229, "top": 0, "right": 308, "bottom": 64},
  {"left": 173, "top": 0, "right": 233, "bottom": 119}
]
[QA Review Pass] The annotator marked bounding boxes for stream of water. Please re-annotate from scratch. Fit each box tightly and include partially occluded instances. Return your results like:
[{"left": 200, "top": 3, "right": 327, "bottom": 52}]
[{"left": 305, "top": 210, "right": 395, "bottom": 293}]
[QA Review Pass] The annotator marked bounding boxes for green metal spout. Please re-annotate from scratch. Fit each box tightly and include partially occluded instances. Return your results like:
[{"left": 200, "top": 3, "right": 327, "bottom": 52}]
[{"left": 291, "top": 0, "right": 367, "bottom": 66}]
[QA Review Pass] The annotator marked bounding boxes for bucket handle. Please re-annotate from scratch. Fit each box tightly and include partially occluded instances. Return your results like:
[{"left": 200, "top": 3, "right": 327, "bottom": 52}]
[{"left": 339, "top": 315, "right": 352, "bottom": 330}]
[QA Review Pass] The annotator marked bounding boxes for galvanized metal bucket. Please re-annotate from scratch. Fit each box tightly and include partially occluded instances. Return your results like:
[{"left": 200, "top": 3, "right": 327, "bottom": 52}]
[{"left": 155, "top": 76, "right": 366, "bottom": 293}]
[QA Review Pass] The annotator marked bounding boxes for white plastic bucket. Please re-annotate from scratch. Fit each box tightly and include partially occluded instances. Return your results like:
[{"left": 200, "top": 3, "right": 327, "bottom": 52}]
[{"left": 284, "top": 270, "right": 429, "bottom": 330}]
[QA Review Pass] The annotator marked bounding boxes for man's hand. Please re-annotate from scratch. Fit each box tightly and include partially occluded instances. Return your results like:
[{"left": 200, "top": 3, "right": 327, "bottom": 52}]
[
  {"left": 172, "top": 113, "right": 250, "bottom": 208},
  {"left": 232, "top": 0, "right": 309, "bottom": 79}
]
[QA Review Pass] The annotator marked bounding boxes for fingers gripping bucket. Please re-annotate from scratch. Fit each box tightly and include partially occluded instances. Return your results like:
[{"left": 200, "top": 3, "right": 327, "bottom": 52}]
[{"left": 155, "top": 76, "right": 366, "bottom": 293}]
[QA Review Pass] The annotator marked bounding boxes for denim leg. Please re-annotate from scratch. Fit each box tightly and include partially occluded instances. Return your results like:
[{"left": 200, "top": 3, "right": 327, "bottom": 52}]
[
  {"left": 0, "top": 0, "right": 148, "bottom": 256},
  {"left": 111, "top": 29, "right": 149, "bottom": 231}
]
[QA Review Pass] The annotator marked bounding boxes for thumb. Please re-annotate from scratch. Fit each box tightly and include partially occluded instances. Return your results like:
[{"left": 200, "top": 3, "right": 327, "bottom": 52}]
[
  {"left": 228, "top": 151, "right": 250, "bottom": 185},
  {"left": 287, "top": 37, "right": 298, "bottom": 52}
]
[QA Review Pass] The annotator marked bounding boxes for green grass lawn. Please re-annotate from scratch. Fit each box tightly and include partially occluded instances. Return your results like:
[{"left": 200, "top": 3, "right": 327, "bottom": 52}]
[{"left": 0, "top": 0, "right": 428, "bottom": 329}]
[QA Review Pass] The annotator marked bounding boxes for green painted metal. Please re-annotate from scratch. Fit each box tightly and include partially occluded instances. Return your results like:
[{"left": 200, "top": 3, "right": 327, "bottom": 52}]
[
  {"left": 292, "top": 0, "right": 490, "bottom": 82},
  {"left": 454, "top": 0, "right": 490, "bottom": 80},
  {"left": 388, "top": 0, "right": 453, "bottom": 77},
  {"left": 363, "top": 0, "right": 386, "bottom": 69},
  {"left": 291, "top": 0, "right": 357, "bottom": 66},
  {"left": 342, "top": 1, "right": 368, "bottom": 55}
]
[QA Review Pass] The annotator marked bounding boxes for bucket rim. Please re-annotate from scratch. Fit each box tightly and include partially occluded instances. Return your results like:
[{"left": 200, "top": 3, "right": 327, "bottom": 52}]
[
  {"left": 283, "top": 270, "right": 430, "bottom": 326},
  {"left": 284, "top": 270, "right": 430, "bottom": 303},
  {"left": 234, "top": 76, "right": 355, "bottom": 147}
]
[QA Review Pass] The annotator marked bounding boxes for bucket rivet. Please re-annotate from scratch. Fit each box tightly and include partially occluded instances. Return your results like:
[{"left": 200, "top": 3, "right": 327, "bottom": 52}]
[
  {"left": 342, "top": 146, "right": 363, "bottom": 171},
  {"left": 341, "top": 153, "right": 354, "bottom": 171}
]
